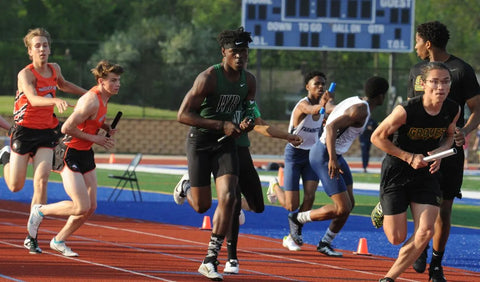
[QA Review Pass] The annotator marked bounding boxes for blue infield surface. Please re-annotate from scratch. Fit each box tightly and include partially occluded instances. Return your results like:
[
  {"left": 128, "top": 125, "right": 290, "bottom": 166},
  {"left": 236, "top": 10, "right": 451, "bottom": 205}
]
[{"left": 1, "top": 179, "right": 479, "bottom": 273}]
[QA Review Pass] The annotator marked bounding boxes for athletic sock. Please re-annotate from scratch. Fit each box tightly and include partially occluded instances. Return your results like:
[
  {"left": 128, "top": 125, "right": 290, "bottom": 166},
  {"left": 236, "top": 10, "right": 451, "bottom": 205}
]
[
  {"left": 204, "top": 233, "right": 225, "bottom": 264},
  {"left": 321, "top": 228, "right": 338, "bottom": 244},
  {"left": 296, "top": 211, "right": 311, "bottom": 224},
  {"left": 430, "top": 249, "right": 444, "bottom": 267},
  {"left": 227, "top": 209, "right": 240, "bottom": 260},
  {"left": 226, "top": 240, "right": 237, "bottom": 261}
]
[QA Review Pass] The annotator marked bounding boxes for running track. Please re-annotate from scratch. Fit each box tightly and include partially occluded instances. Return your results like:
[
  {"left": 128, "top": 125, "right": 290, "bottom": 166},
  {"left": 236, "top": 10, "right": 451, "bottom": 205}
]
[
  {"left": 0, "top": 156, "right": 479, "bottom": 281},
  {"left": 0, "top": 199, "right": 479, "bottom": 282}
]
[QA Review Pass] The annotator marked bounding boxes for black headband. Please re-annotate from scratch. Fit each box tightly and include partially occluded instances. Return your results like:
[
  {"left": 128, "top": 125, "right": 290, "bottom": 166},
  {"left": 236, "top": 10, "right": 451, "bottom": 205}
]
[{"left": 223, "top": 39, "right": 249, "bottom": 49}]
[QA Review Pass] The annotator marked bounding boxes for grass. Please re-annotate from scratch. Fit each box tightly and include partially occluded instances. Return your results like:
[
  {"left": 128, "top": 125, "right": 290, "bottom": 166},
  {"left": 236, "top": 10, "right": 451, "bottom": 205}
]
[
  {"left": 2, "top": 166, "right": 479, "bottom": 228},
  {"left": 0, "top": 96, "right": 178, "bottom": 119},
  {"left": 1, "top": 95, "right": 478, "bottom": 228}
]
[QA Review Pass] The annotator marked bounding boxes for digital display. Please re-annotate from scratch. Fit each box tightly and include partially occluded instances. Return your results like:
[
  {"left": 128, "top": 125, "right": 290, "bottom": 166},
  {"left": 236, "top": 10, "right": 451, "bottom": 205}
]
[{"left": 241, "top": 0, "right": 415, "bottom": 52}]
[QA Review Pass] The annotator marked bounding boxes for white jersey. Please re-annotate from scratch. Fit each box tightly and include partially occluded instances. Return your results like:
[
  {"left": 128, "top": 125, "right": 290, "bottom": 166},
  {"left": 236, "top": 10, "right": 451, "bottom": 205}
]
[
  {"left": 320, "top": 96, "right": 370, "bottom": 155},
  {"left": 288, "top": 97, "right": 324, "bottom": 150}
]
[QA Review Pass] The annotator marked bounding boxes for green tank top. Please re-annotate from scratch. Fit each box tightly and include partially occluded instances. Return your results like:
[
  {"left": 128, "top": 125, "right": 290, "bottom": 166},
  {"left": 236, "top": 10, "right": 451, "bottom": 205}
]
[
  {"left": 235, "top": 100, "right": 262, "bottom": 147},
  {"left": 197, "top": 64, "right": 248, "bottom": 134}
]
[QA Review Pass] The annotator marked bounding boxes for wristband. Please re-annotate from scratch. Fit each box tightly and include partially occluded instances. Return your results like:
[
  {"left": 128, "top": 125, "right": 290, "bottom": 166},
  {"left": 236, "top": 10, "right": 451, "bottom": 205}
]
[{"left": 245, "top": 100, "right": 261, "bottom": 119}]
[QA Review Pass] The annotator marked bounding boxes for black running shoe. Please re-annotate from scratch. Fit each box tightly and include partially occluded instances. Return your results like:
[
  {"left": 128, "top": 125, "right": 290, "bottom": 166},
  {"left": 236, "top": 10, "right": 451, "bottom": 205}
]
[
  {"left": 413, "top": 245, "right": 428, "bottom": 273},
  {"left": 317, "top": 241, "right": 343, "bottom": 257},
  {"left": 429, "top": 265, "right": 447, "bottom": 282},
  {"left": 379, "top": 278, "right": 394, "bottom": 282},
  {"left": 287, "top": 212, "right": 303, "bottom": 246},
  {"left": 24, "top": 235, "right": 42, "bottom": 254}
]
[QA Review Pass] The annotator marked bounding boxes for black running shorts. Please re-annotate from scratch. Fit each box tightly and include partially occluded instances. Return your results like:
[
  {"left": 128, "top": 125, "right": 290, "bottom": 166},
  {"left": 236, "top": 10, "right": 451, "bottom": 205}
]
[
  {"left": 237, "top": 146, "right": 264, "bottom": 213},
  {"left": 186, "top": 127, "right": 239, "bottom": 187},
  {"left": 10, "top": 125, "right": 58, "bottom": 155},
  {"left": 53, "top": 141, "right": 95, "bottom": 174},
  {"left": 380, "top": 155, "right": 442, "bottom": 215}
]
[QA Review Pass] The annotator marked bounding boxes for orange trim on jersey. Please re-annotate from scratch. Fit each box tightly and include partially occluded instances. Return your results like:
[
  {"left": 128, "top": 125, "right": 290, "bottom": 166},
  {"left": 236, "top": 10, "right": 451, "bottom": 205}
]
[
  {"left": 66, "top": 86, "right": 107, "bottom": 151},
  {"left": 14, "top": 63, "right": 58, "bottom": 129}
]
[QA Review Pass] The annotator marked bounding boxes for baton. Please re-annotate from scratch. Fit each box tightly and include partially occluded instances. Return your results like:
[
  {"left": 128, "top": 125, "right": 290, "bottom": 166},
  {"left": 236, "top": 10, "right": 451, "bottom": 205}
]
[
  {"left": 106, "top": 111, "right": 122, "bottom": 137},
  {"left": 217, "top": 135, "right": 228, "bottom": 142},
  {"left": 217, "top": 118, "right": 254, "bottom": 142},
  {"left": 423, "top": 148, "right": 457, "bottom": 162},
  {"left": 328, "top": 82, "right": 336, "bottom": 92}
]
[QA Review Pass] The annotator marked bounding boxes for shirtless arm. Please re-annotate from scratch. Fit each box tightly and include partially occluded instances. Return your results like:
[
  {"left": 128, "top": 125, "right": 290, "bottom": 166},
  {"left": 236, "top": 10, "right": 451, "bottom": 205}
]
[
  {"left": 177, "top": 68, "right": 240, "bottom": 137},
  {"left": 371, "top": 105, "right": 412, "bottom": 162},
  {"left": 62, "top": 92, "right": 114, "bottom": 149},
  {"left": 325, "top": 103, "right": 367, "bottom": 178},
  {"left": 253, "top": 118, "right": 303, "bottom": 146},
  {"left": 455, "top": 95, "right": 480, "bottom": 146},
  {"left": 371, "top": 105, "right": 430, "bottom": 170},
  {"left": 52, "top": 63, "right": 87, "bottom": 95},
  {"left": 17, "top": 68, "right": 69, "bottom": 112}
]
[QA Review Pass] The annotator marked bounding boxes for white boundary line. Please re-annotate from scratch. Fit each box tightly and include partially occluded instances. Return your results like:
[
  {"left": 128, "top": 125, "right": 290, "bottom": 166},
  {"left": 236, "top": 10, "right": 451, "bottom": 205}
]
[{"left": 0, "top": 208, "right": 431, "bottom": 282}]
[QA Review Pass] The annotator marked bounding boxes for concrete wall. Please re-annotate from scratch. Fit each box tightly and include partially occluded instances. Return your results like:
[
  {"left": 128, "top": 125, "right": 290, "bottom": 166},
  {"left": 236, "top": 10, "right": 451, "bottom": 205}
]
[{"left": 91, "top": 119, "right": 384, "bottom": 159}]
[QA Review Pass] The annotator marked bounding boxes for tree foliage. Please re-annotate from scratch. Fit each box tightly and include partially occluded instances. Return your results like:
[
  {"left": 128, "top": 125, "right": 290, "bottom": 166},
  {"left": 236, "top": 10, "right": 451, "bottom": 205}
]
[{"left": 0, "top": 0, "right": 479, "bottom": 120}]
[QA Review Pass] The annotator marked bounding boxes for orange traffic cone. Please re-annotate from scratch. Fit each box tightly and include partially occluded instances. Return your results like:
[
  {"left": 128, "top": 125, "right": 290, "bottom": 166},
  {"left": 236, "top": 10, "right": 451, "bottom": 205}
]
[
  {"left": 353, "top": 238, "right": 371, "bottom": 255},
  {"left": 278, "top": 167, "right": 284, "bottom": 186},
  {"left": 200, "top": 216, "right": 212, "bottom": 230},
  {"left": 109, "top": 153, "right": 115, "bottom": 164}
]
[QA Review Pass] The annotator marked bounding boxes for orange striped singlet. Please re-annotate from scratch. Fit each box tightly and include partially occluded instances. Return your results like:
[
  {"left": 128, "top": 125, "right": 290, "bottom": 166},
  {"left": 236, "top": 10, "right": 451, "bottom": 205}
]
[
  {"left": 14, "top": 63, "right": 59, "bottom": 129},
  {"left": 66, "top": 86, "right": 107, "bottom": 151}
]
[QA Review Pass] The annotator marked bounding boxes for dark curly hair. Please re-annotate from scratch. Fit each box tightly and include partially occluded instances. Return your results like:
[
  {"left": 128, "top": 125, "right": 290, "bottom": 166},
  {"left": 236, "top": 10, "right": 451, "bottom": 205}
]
[
  {"left": 364, "top": 76, "right": 389, "bottom": 99},
  {"left": 304, "top": 71, "right": 326, "bottom": 85},
  {"left": 217, "top": 27, "right": 252, "bottom": 48},
  {"left": 416, "top": 21, "right": 450, "bottom": 50}
]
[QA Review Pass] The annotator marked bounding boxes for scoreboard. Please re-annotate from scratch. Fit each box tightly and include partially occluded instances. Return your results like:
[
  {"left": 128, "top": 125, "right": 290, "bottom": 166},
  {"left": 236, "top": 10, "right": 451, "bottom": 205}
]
[{"left": 241, "top": 0, "right": 415, "bottom": 53}]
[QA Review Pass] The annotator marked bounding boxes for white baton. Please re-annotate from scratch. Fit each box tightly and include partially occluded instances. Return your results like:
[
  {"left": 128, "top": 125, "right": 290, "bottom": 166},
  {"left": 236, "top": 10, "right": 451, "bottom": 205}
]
[{"left": 423, "top": 148, "right": 457, "bottom": 162}]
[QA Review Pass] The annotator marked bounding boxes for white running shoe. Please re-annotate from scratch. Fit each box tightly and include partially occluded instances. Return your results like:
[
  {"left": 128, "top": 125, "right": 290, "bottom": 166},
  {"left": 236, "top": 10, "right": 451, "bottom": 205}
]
[
  {"left": 0, "top": 145, "right": 10, "bottom": 156},
  {"left": 0, "top": 145, "right": 11, "bottom": 164},
  {"left": 282, "top": 235, "right": 301, "bottom": 251},
  {"left": 173, "top": 174, "right": 190, "bottom": 205},
  {"left": 239, "top": 210, "right": 245, "bottom": 225},
  {"left": 267, "top": 177, "right": 278, "bottom": 204},
  {"left": 50, "top": 237, "right": 79, "bottom": 257},
  {"left": 27, "top": 204, "right": 43, "bottom": 238},
  {"left": 223, "top": 259, "right": 239, "bottom": 274},
  {"left": 198, "top": 261, "right": 223, "bottom": 281}
]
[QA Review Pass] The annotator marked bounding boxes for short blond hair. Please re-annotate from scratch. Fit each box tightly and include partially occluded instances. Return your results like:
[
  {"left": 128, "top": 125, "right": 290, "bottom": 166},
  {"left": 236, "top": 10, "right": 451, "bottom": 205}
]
[{"left": 23, "top": 28, "right": 51, "bottom": 49}]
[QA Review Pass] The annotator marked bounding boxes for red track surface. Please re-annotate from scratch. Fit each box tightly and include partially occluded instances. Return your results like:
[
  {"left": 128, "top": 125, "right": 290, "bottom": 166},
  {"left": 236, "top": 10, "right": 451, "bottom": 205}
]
[{"left": 1, "top": 200, "right": 479, "bottom": 281}]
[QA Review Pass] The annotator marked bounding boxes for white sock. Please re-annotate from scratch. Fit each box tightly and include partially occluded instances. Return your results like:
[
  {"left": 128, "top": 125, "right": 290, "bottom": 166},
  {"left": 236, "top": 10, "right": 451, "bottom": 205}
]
[
  {"left": 296, "top": 211, "right": 311, "bottom": 224},
  {"left": 321, "top": 228, "right": 338, "bottom": 244}
]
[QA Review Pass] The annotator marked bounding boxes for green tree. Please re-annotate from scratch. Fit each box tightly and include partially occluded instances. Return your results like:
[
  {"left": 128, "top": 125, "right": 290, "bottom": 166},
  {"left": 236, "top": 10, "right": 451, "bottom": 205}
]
[
  {"left": 90, "top": 16, "right": 219, "bottom": 110},
  {"left": 413, "top": 0, "right": 480, "bottom": 70}
]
